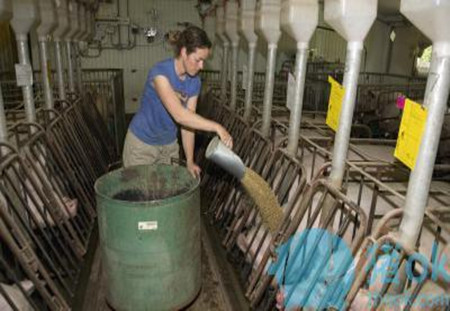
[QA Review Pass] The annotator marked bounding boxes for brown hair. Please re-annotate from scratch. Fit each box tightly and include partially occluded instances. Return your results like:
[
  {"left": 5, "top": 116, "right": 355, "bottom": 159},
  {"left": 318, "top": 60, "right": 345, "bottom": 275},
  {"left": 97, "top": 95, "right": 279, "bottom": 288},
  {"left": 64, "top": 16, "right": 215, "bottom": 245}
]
[{"left": 168, "top": 25, "right": 212, "bottom": 56}]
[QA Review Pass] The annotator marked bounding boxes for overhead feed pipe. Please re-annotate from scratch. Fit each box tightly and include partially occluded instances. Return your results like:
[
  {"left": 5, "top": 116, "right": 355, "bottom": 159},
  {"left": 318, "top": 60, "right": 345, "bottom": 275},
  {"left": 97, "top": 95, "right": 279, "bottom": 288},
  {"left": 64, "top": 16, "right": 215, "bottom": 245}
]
[
  {"left": 0, "top": 0, "right": 12, "bottom": 144},
  {"left": 53, "top": 0, "right": 70, "bottom": 103},
  {"left": 281, "top": 0, "right": 318, "bottom": 156},
  {"left": 66, "top": 0, "right": 80, "bottom": 95},
  {"left": 255, "top": 0, "right": 282, "bottom": 138},
  {"left": 398, "top": 0, "right": 450, "bottom": 249},
  {"left": 37, "top": 0, "right": 58, "bottom": 110},
  {"left": 324, "top": 0, "right": 377, "bottom": 188},
  {"left": 11, "top": 0, "right": 41, "bottom": 123},
  {"left": 239, "top": 0, "right": 258, "bottom": 121},
  {"left": 216, "top": 5, "right": 229, "bottom": 102},
  {"left": 225, "top": 0, "right": 239, "bottom": 111}
]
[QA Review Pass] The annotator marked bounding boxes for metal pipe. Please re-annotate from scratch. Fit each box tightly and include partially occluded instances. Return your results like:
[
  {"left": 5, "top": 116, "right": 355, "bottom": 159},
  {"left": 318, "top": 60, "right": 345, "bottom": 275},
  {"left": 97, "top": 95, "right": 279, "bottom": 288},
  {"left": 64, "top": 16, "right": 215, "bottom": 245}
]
[
  {"left": 55, "top": 40, "right": 67, "bottom": 101},
  {"left": 261, "top": 43, "right": 277, "bottom": 137},
  {"left": 0, "top": 0, "right": 12, "bottom": 142},
  {"left": 17, "top": 38, "right": 36, "bottom": 123},
  {"left": 243, "top": 42, "right": 256, "bottom": 121},
  {"left": 229, "top": 42, "right": 238, "bottom": 111},
  {"left": 0, "top": 87, "right": 8, "bottom": 142},
  {"left": 65, "top": 0, "right": 79, "bottom": 95},
  {"left": 37, "top": 0, "right": 57, "bottom": 109},
  {"left": 74, "top": 4, "right": 85, "bottom": 94},
  {"left": 75, "top": 45, "right": 83, "bottom": 94},
  {"left": 286, "top": 42, "right": 309, "bottom": 155},
  {"left": 399, "top": 48, "right": 450, "bottom": 247},
  {"left": 328, "top": 41, "right": 363, "bottom": 188},
  {"left": 205, "top": 136, "right": 246, "bottom": 180},
  {"left": 53, "top": 0, "right": 69, "bottom": 103},
  {"left": 220, "top": 41, "right": 229, "bottom": 101},
  {"left": 39, "top": 40, "right": 54, "bottom": 109},
  {"left": 66, "top": 41, "right": 76, "bottom": 94},
  {"left": 225, "top": 0, "right": 239, "bottom": 111}
]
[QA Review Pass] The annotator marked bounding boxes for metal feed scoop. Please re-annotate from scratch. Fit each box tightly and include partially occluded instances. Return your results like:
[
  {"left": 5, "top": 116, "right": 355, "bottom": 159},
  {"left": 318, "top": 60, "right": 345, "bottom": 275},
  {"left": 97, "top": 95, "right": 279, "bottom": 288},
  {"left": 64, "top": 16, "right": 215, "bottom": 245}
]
[{"left": 205, "top": 136, "right": 246, "bottom": 180}]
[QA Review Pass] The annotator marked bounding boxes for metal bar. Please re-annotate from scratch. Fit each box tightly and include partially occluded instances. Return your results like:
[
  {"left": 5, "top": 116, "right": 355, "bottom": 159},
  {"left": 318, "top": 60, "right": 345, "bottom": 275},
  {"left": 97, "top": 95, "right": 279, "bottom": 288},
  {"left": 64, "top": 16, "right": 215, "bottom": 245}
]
[
  {"left": 229, "top": 43, "right": 238, "bottom": 111},
  {"left": 287, "top": 43, "right": 309, "bottom": 155},
  {"left": 0, "top": 86, "right": 8, "bottom": 142},
  {"left": 16, "top": 38, "right": 36, "bottom": 123},
  {"left": 0, "top": 210, "right": 70, "bottom": 310},
  {"left": 39, "top": 39, "right": 54, "bottom": 109},
  {"left": 244, "top": 43, "right": 256, "bottom": 121},
  {"left": 261, "top": 43, "right": 277, "bottom": 137},
  {"left": 329, "top": 41, "right": 364, "bottom": 188},
  {"left": 66, "top": 41, "right": 76, "bottom": 94},
  {"left": 221, "top": 41, "right": 229, "bottom": 101},
  {"left": 0, "top": 164, "right": 77, "bottom": 295},
  {"left": 399, "top": 50, "right": 450, "bottom": 248},
  {"left": 75, "top": 45, "right": 83, "bottom": 95},
  {"left": 55, "top": 40, "right": 67, "bottom": 102}
]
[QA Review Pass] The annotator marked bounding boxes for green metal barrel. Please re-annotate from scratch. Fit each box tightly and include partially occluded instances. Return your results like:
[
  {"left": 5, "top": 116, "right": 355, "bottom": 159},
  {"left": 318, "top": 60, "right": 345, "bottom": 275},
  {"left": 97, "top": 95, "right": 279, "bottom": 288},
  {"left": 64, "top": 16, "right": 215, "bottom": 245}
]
[{"left": 95, "top": 164, "right": 201, "bottom": 311}]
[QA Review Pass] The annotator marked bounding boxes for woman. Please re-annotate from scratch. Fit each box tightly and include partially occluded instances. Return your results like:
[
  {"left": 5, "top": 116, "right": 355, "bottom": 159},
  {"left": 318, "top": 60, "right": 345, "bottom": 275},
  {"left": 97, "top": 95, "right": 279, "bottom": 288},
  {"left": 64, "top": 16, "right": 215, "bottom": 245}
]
[{"left": 122, "top": 26, "right": 233, "bottom": 178}]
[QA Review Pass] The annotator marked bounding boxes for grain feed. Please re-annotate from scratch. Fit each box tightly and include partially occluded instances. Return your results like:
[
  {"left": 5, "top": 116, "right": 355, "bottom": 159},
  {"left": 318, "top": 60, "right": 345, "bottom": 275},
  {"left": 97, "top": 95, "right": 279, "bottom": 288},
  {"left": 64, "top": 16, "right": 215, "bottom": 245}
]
[{"left": 241, "top": 168, "right": 283, "bottom": 234}]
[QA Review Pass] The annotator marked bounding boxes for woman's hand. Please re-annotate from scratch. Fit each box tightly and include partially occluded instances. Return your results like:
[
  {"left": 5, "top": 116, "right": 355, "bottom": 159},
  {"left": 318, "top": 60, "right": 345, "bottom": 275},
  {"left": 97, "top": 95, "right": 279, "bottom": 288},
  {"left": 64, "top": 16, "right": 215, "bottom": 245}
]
[
  {"left": 187, "top": 161, "right": 201, "bottom": 179},
  {"left": 216, "top": 125, "right": 233, "bottom": 149}
]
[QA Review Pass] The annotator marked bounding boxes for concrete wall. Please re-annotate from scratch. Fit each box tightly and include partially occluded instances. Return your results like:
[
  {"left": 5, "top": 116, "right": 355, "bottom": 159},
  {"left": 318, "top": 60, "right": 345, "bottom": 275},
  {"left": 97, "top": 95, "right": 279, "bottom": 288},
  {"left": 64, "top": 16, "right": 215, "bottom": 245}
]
[
  {"left": 364, "top": 20, "right": 391, "bottom": 73},
  {"left": 388, "top": 26, "right": 425, "bottom": 76},
  {"left": 81, "top": 0, "right": 205, "bottom": 113}
]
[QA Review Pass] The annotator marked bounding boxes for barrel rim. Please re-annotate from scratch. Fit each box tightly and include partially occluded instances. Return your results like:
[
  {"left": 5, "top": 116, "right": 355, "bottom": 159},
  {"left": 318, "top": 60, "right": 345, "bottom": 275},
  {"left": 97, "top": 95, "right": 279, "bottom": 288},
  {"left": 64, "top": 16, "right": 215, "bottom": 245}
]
[{"left": 94, "top": 164, "right": 200, "bottom": 205}]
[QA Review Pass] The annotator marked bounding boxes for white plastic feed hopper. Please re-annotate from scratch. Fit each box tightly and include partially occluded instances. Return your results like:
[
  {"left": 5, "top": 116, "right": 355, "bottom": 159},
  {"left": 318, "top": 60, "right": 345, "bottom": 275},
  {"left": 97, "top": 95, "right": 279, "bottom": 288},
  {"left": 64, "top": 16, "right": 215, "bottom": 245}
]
[
  {"left": 281, "top": 0, "right": 318, "bottom": 155},
  {"left": 324, "top": 0, "right": 377, "bottom": 188}
]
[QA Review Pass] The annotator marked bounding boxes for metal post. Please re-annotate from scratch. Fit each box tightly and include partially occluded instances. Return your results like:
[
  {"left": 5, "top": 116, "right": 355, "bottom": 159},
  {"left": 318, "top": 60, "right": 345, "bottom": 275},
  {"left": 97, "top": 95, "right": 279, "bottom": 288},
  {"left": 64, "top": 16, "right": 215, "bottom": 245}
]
[
  {"left": 16, "top": 37, "right": 36, "bottom": 123},
  {"left": 399, "top": 49, "right": 450, "bottom": 247},
  {"left": 230, "top": 42, "right": 239, "bottom": 111},
  {"left": 220, "top": 41, "right": 229, "bottom": 101},
  {"left": 75, "top": 45, "right": 83, "bottom": 94},
  {"left": 66, "top": 41, "right": 76, "bottom": 94},
  {"left": 243, "top": 42, "right": 256, "bottom": 121},
  {"left": 229, "top": 42, "right": 238, "bottom": 111},
  {"left": 329, "top": 41, "right": 363, "bottom": 188},
  {"left": 261, "top": 43, "right": 277, "bottom": 138},
  {"left": 287, "top": 42, "right": 309, "bottom": 155},
  {"left": 0, "top": 86, "right": 8, "bottom": 142},
  {"left": 55, "top": 40, "right": 67, "bottom": 102},
  {"left": 39, "top": 39, "right": 55, "bottom": 109}
]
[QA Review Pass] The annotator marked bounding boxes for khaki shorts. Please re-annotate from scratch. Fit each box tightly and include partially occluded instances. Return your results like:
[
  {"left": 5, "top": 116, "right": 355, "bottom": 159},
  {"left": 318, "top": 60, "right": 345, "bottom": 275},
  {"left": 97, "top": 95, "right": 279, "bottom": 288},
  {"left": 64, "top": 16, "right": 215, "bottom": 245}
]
[{"left": 122, "top": 130, "right": 179, "bottom": 168}]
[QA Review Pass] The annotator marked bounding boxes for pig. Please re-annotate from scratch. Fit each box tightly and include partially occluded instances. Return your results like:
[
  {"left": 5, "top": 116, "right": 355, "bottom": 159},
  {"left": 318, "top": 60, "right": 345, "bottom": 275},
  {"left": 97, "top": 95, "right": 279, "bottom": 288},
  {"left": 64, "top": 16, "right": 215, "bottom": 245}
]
[
  {"left": 0, "top": 280, "right": 34, "bottom": 311},
  {"left": 350, "top": 244, "right": 450, "bottom": 311}
]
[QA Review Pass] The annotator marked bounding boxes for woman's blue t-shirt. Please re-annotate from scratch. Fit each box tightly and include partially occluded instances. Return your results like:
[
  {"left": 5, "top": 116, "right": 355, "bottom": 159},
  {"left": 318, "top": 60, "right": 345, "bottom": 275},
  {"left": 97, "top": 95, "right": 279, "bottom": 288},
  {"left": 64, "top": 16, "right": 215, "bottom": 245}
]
[{"left": 129, "top": 58, "right": 201, "bottom": 145}]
